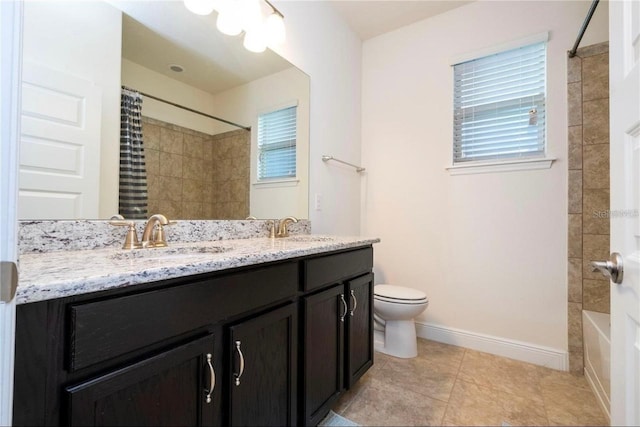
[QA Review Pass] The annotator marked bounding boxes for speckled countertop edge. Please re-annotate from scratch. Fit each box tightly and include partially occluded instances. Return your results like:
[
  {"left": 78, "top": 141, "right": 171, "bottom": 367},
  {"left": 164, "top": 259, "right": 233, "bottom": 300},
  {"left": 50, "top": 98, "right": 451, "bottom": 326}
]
[{"left": 17, "top": 236, "right": 380, "bottom": 305}]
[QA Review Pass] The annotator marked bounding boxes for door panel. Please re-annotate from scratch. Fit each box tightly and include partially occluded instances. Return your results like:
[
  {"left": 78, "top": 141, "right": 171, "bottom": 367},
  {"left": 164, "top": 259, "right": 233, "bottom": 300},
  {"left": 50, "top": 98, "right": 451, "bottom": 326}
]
[
  {"left": 610, "top": 0, "right": 640, "bottom": 424},
  {"left": 228, "top": 303, "right": 297, "bottom": 427},
  {"left": 19, "top": 62, "right": 101, "bottom": 219},
  {"left": 302, "top": 285, "right": 344, "bottom": 426},
  {"left": 66, "top": 335, "right": 215, "bottom": 427},
  {"left": 346, "top": 273, "right": 374, "bottom": 388}
]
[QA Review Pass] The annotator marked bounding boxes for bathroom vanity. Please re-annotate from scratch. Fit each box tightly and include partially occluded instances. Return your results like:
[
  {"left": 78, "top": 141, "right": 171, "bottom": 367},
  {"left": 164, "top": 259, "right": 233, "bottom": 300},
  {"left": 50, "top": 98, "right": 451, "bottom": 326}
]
[{"left": 12, "top": 235, "right": 377, "bottom": 426}]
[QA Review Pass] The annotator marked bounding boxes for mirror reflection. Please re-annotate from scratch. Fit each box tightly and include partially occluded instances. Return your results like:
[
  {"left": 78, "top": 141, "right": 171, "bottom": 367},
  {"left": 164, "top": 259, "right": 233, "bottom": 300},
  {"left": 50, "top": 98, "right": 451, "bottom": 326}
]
[{"left": 18, "top": 0, "right": 309, "bottom": 221}]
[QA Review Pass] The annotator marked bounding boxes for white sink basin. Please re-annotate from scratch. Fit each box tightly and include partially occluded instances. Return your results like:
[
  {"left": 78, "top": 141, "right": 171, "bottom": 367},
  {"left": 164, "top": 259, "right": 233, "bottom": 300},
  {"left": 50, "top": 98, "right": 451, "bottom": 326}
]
[{"left": 110, "top": 245, "right": 232, "bottom": 261}]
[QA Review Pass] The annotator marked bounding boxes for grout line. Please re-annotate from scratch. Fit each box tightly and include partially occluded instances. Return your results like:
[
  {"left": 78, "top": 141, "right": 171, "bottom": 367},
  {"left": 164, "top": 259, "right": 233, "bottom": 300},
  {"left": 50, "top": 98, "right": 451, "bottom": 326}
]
[{"left": 440, "top": 347, "right": 467, "bottom": 425}]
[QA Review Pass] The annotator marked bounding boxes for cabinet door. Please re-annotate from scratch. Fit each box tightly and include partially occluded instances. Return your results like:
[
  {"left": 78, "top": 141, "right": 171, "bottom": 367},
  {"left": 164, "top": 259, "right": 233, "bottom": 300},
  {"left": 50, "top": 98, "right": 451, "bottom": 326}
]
[
  {"left": 66, "top": 334, "right": 217, "bottom": 427},
  {"left": 227, "top": 303, "right": 298, "bottom": 427},
  {"left": 346, "top": 273, "right": 374, "bottom": 388},
  {"left": 302, "top": 284, "right": 345, "bottom": 426}
]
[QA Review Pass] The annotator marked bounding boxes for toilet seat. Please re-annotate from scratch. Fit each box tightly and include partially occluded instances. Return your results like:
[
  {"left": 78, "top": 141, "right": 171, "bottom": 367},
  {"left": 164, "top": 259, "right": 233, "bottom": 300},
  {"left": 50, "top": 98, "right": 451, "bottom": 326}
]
[{"left": 374, "top": 284, "right": 428, "bottom": 305}]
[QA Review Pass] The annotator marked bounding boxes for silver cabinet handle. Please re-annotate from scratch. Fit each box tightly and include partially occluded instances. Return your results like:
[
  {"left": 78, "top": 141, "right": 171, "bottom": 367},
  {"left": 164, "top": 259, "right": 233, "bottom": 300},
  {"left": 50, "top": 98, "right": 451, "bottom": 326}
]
[
  {"left": 349, "top": 290, "right": 357, "bottom": 317},
  {"left": 234, "top": 340, "right": 245, "bottom": 386},
  {"left": 204, "top": 353, "right": 215, "bottom": 404},
  {"left": 591, "top": 252, "right": 624, "bottom": 284},
  {"left": 339, "top": 294, "right": 348, "bottom": 322}
]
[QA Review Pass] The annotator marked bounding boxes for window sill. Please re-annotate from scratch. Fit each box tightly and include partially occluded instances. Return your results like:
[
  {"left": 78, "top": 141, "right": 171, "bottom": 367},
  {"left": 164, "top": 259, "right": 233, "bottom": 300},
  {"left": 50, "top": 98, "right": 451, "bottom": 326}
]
[
  {"left": 445, "top": 157, "right": 556, "bottom": 175},
  {"left": 252, "top": 178, "right": 299, "bottom": 188}
]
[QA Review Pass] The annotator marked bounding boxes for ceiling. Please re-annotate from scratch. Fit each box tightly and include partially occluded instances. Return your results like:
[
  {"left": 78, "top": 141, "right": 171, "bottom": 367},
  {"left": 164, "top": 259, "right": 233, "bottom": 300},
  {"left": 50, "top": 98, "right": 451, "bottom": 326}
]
[
  {"left": 118, "top": 1, "right": 292, "bottom": 95},
  {"left": 329, "top": 0, "right": 474, "bottom": 40}
]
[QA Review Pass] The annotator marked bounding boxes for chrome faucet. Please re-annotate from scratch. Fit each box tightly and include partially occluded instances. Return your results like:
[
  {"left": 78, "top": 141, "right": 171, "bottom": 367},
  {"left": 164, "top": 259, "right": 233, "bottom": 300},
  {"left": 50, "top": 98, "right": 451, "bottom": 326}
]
[
  {"left": 277, "top": 216, "right": 298, "bottom": 238},
  {"left": 141, "top": 214, "right": 171, "bottom": 248}
]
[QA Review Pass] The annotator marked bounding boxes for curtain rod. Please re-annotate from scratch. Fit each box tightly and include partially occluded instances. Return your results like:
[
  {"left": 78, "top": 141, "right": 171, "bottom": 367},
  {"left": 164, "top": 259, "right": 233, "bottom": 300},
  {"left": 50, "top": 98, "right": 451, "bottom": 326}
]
[
  {"left": 568, "top": 0, "right": 599, "bottom": 58},
  {"left": 121, "top": 86, "right": 251, "bottom": 131}
]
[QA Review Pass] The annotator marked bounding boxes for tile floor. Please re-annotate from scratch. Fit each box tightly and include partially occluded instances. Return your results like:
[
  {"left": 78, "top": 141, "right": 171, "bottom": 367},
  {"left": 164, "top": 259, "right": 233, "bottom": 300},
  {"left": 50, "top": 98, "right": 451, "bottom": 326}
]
[{"left": 333, "top": 338, "right": 609, "bottom": 426}]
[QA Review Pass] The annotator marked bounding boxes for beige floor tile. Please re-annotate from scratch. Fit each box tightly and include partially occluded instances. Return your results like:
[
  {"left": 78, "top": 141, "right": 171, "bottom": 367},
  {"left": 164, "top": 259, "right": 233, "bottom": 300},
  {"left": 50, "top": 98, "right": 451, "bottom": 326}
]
[
  {"left": 541, "top": 380, "right": 609, "bottom": 426},
  {"left": 333, "top": 351, "right": 391, "bottom": 415},
  {"left": 458, "top": 350, "right": 544, "bottom": 403},
  {"left": 343, "top": 376, "right": 447, "bottom": 426},
  {"left": 443, "top": 379, "right": 549, "bottom": 426},
  {"left": 378, "top": 356, "right": 458, "bottom": 401},
  {"left": 537, "top": 365, "right": 592, "bottom": 391},
  {"left": 417, "top": 338, "right": 466, "bottom": 371}
]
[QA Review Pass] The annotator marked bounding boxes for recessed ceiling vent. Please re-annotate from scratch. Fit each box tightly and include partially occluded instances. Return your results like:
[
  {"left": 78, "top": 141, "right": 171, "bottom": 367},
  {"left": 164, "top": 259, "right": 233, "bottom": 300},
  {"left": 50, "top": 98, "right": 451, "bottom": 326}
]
[{"left": 169, "top": 64, "right": 184, "bottom": 73}]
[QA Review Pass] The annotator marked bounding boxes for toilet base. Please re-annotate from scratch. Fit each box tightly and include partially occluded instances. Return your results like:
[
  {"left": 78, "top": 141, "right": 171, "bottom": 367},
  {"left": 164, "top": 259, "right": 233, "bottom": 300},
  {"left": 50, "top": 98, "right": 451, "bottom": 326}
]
[{"left": 373, "top": 319, "right": 418, "bottom": 359}]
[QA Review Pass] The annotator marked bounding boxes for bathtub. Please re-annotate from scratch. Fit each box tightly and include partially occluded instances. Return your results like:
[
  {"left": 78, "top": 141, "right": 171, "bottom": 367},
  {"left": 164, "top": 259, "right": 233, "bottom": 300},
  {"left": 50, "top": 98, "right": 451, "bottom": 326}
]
[{"left": 583, "top": 310, "right": 610, "bottom": 421}]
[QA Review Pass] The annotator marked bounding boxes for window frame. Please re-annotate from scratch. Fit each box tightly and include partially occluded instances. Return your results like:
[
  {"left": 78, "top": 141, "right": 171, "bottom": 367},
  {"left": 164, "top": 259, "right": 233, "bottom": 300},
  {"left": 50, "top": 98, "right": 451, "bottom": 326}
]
[
  {"left": 446, "top": 32, "right": 555, "bottom": 175},
  {"left": 255, "top": 101, "right": 298, "bottom": 184}
]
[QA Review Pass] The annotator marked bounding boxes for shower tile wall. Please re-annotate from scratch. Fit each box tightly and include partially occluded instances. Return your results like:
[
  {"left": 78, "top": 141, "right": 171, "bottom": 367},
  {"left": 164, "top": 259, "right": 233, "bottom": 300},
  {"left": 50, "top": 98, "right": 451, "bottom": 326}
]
[
  {"left": 142, "top": 117, "right": 250, "bottom": 220},
  {"left": 566, "top": 42, "right": 610, "bottom": 374}
]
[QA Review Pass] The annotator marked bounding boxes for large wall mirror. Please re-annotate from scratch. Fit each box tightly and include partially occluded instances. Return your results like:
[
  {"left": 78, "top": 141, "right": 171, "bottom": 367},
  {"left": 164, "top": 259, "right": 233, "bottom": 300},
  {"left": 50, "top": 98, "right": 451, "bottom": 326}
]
[{"left": 18, "top": 0, "right": 309, "bottom": 221}]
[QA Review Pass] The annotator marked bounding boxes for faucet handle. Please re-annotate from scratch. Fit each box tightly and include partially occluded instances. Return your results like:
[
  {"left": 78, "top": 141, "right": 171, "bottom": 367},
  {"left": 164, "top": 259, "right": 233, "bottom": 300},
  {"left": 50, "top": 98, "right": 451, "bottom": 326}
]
[
  {"left": 109, "top": 220, "right": 142, "bottom": 249},
  {"left": 267, "top": 220, "right": 276, "bottom": 238},
  {"left": 277, "top": 216, "right": 298, "bottom": 238},
  {"left": 151, "top": 217, "right": 176, "bottom": 248}
]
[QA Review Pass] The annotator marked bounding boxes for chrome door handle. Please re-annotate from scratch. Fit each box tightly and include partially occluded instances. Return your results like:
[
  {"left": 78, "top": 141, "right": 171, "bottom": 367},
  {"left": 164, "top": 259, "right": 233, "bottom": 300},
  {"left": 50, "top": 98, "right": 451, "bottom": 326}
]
[
  {"left": 204, "top": 353, "right": 215, "bottom": 404},
  {"left": 349, "top": 290, "right": 357, "bottom": 316},
  {"left": 591, "top": 252, "right": 624, "bottom": 284},
  {"left": 234, "top": 340, "right": 245, "bottom": 386},
  {"left": 339, "top": 294, "right": 348, "bottom": 322}
]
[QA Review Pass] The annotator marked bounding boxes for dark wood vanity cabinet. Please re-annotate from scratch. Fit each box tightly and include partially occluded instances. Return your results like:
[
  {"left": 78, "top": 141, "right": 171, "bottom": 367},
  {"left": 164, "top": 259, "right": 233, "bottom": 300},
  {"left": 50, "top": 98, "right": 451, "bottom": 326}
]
[
  {"left": 13, "top": 246, "right": 374, "bottom": 427},
  {"left": 301, "top": 250, "right": 374, "bottom": 426}
]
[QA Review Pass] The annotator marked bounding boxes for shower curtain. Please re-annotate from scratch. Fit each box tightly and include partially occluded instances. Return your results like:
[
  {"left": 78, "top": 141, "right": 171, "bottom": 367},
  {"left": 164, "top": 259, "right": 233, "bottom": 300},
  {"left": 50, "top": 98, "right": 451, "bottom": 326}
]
[{"left": 119, "top": 87, "right": 148, "bottom": 219}]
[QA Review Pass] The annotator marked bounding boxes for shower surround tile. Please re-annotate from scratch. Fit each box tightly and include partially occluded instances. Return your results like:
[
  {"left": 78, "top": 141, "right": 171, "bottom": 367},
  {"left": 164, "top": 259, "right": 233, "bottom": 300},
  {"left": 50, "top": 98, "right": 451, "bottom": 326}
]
[
  {"left": 567, "top": 82, "right": 582, "bottom": 126},
  {"left": 583, "top": 98, "right": 610, "bottom": 145},
  {"left": 566, "top": 42, "right": 610, "bottom": 375},
  {"left": 143, "top": 117, "right": 250, "bottom": 220},
  {"left": 582, "top": 53, "right": 609, "bottom": 101}
]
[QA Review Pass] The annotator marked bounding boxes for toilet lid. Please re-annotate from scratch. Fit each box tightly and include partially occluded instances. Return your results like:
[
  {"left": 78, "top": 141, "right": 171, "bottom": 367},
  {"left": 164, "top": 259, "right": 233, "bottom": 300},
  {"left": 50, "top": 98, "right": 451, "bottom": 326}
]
[{"left": 374, "top": 284, "right": 428, "bottom": 302}]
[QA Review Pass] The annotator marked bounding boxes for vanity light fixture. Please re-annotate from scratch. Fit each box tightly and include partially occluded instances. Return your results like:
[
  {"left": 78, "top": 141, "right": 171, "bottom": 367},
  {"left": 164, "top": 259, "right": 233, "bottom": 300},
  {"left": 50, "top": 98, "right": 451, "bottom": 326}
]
[{"left": 183, "top": 0, "right": 286, "bottom": 53}]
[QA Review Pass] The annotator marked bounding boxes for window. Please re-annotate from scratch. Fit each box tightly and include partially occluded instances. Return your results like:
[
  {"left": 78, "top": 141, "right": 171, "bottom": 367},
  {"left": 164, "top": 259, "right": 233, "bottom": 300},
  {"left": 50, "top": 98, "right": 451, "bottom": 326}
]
[
  {"left": 257, "top": 105, "right": 297, "bottom": 181},
  {"left": 453, "top": 41, "right": 546, "bottom": 164}
]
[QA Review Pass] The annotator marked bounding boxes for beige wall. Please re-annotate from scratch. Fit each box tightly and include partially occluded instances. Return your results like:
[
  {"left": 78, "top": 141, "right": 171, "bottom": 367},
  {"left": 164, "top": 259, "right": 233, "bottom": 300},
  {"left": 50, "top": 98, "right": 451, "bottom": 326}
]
[
  {"left": 272, "top": 1, "right": 362, "bottom": 234},
  {"left": 567, "top": 42, "right": 610, "bottom": 374},
  {"left": 360, "top": 0, "right": 608, "bottom": 362},
  {"left": 22, "top": 1, "right": 122, "bottom": 218}
]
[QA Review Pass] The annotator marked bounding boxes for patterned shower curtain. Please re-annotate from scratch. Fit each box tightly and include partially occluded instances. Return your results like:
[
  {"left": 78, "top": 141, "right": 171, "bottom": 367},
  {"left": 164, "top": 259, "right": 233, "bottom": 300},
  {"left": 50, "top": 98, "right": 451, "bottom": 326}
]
[{"left": 119, "top": 87, "right": 148, "bottom": 219}]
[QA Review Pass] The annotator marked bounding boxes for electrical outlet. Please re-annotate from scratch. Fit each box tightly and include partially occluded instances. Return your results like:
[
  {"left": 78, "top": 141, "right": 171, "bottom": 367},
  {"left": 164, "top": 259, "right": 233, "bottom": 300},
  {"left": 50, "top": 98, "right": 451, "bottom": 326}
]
[{"left": 314, "top": 193, "right": 322, "bottom": 211}]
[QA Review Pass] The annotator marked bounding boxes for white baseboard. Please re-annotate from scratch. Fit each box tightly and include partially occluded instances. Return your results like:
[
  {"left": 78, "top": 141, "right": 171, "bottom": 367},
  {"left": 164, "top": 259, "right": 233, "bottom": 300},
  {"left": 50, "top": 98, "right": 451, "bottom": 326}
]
[{"left": 415, "top": 321, "right": 568, "bottom": 371}]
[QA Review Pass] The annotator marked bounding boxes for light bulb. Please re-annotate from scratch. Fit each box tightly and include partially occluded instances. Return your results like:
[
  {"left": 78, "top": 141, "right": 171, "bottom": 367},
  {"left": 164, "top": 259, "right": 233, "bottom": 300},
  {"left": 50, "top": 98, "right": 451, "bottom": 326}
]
[
  {"left": 243, "top": 26, "right": 267, "bottom": 53},
  {"left": 216, "top": 2, "right": 243, "bottom": 36},
  {"left": 265, "top": 13, "right": 285, "bottom": 45},
  {"left": 183, "top": 0, "right": 215, "bottom": 15},
  {"left": 239, "top": 0, "right": 263, "bottom": 32}
]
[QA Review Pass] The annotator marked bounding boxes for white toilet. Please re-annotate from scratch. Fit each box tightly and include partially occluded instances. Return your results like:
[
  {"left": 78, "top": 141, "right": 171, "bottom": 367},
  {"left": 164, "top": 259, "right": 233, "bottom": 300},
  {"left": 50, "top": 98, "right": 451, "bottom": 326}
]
[{"left": 373, "top": 284, "right": 429, "bottom": 358}]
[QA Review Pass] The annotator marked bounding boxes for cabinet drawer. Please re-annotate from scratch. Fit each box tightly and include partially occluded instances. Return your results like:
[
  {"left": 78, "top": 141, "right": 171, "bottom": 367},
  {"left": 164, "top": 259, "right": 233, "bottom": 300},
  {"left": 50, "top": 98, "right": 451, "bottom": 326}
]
[
  {"left": 303, "top": 247, "right": 373, "bottom": 291},
  {"left": 68, "top": 262, "right": 298, "bottom": 372}
]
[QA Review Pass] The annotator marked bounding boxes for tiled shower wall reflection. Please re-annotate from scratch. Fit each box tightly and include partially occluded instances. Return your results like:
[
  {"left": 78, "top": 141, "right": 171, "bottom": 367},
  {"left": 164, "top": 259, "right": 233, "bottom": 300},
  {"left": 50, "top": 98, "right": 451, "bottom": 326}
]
[
  {"left": 567, "top": 42, "right": 610, "bottom": 374},
  {"left": 142, "top": 117, "right": 250, "bottom": 220}
]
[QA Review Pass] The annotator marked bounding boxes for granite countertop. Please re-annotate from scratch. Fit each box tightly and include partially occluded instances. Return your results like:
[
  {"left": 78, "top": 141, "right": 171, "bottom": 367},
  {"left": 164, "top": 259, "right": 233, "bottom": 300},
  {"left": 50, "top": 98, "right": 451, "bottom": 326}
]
[{"left": 17, "top": 235, "right": 380, "bottom": 305}]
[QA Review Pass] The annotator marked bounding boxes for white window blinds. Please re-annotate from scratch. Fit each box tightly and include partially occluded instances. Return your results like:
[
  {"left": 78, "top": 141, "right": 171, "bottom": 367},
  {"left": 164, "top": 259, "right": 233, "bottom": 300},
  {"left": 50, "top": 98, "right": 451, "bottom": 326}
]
[
  {"left": 258, "top": 105, "right": 297, "bottom": 180},
  {"left": 453, "top": 41, "right": 546, "bottom": 163}
]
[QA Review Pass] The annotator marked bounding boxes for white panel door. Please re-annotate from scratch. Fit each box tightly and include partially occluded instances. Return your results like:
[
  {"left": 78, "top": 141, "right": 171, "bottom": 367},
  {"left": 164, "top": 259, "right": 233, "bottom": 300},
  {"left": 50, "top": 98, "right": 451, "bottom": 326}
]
[
  {"left": 19, "top": 62, "right": 102, "bottom": 219},
  {"left": 610, "top": 0, "right": 640, "bottom": 425}
]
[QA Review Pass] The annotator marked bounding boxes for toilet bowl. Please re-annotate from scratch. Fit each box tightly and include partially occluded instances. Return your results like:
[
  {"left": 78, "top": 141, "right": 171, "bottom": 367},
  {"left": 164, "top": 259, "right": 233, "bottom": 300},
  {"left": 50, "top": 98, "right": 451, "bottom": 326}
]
[{"left": 373, "top": 284, "right": 428, "bottom": 358}]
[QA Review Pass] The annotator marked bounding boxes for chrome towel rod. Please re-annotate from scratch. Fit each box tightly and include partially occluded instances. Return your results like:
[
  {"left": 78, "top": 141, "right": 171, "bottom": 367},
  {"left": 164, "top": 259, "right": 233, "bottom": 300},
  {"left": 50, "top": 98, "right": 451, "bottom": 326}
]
[{"left": 322, "top": 155, "right": 365, "bottom": 173}]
